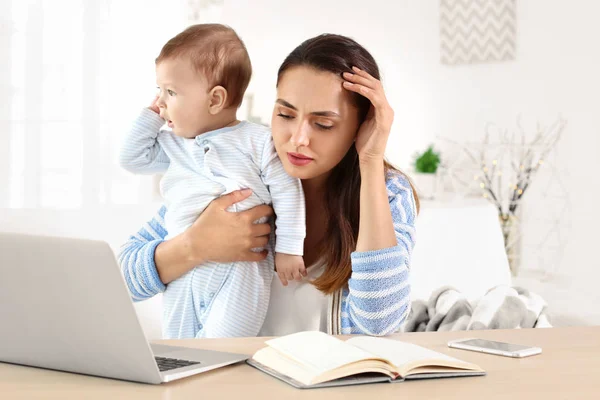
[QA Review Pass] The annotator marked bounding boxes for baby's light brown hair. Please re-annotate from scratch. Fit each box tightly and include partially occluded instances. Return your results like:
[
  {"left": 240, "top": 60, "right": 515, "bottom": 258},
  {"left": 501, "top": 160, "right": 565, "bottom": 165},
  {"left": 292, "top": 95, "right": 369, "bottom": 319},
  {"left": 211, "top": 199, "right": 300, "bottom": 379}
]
[{"left": 156, "top": 24, "right": 252, "bottom": 109}]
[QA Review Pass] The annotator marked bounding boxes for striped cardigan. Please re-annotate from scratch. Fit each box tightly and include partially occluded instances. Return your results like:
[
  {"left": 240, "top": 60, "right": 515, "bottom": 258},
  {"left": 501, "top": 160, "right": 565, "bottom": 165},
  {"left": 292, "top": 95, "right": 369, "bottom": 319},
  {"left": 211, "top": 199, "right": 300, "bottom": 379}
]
[{"left": 119, "top": 171, "right": 417, "bottom": 337}]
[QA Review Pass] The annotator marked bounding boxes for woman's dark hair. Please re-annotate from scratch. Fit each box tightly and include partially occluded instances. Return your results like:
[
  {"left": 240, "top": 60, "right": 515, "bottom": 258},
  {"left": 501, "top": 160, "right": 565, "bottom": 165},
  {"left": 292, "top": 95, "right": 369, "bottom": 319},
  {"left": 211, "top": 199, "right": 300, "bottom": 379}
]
[{"left": 277, "top": 34, "right": 420, "bottom": 294}]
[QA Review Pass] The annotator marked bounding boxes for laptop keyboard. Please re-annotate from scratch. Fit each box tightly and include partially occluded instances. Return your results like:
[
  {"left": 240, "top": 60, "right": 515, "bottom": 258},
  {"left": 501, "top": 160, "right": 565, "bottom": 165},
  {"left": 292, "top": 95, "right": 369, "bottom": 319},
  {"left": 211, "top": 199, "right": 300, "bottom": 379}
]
[{"left": 155, "top": 356, "right": 201, "bottom": 372}]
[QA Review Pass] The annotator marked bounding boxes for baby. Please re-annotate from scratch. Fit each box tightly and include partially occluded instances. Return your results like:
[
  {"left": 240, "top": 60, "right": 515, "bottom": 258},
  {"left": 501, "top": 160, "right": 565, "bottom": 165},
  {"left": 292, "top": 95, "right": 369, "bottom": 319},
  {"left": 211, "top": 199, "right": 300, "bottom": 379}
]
[{"left": 119, "top": 24, "right": 306, "bottom": 339}]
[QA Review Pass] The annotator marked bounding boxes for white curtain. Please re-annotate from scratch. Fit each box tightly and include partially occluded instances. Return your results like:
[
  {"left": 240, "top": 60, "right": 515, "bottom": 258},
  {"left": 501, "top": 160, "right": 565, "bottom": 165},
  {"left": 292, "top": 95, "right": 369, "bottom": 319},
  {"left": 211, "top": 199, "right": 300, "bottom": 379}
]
[{"left": 1, "top": 0, "right": 223, "bottom": 210}]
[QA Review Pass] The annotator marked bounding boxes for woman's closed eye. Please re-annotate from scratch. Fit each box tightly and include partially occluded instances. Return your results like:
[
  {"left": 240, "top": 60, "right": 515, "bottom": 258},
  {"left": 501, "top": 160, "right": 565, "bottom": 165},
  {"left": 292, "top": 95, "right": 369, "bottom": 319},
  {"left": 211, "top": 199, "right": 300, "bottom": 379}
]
[
  {"left": 277, "top": 112, "right": 293, "bottom": 119},
  {"left": 277, "top": 112, "right": 333, "bottom": 130},
  {"left": 315, "top": 122, "right": 333, "bottom": 130}
]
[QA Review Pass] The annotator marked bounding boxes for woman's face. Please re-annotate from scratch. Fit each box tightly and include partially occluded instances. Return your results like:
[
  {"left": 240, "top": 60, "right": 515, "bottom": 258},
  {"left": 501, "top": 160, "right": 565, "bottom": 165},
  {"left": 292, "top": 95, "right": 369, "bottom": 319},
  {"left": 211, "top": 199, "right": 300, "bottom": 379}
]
[{"left": 271, "top": 66, "right": 359, "bottom": 182}]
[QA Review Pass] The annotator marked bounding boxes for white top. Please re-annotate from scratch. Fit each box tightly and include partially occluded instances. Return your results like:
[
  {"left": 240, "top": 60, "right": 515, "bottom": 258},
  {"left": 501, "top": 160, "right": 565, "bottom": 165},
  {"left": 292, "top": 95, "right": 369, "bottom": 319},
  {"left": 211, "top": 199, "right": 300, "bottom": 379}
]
[{"left": 258, "top": 263, "right": 328, "bottom": 337}]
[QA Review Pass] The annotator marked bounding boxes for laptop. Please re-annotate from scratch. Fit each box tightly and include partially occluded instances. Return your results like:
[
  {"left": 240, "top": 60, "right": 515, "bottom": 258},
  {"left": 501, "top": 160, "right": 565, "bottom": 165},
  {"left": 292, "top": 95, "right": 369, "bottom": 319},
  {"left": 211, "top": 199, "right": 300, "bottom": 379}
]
[{"left": 0, "top": 232, "right": 249, "bottom": 384}]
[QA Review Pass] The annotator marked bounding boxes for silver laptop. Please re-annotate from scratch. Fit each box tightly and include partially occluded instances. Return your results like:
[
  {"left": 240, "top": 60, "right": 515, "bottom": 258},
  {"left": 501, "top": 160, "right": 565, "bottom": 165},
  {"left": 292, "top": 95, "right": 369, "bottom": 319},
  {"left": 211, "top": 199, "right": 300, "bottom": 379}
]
[{"left": 0, "top": 232, "right": 249, "bottom": 384}]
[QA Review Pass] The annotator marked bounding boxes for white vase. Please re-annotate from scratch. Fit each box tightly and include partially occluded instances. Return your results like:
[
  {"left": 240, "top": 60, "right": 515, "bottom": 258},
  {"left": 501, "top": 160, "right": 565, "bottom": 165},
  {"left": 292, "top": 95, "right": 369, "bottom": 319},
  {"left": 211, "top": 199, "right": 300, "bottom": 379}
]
[{"left": 411, "top": 172, "right": 438, "bottom": 200}]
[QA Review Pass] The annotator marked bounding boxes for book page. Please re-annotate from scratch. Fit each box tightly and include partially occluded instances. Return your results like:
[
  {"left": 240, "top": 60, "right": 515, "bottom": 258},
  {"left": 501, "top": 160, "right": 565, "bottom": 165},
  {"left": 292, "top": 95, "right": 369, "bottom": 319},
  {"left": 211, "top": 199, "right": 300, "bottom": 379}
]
[
  {"left": 251, "top": 346, "right": 317, "bottom": 386},
  {"left": 265, "top": 331, "right": 381, "bottom": 375},
  {"left": 346, "top": 336, "right": 480, "bottom": 373}
]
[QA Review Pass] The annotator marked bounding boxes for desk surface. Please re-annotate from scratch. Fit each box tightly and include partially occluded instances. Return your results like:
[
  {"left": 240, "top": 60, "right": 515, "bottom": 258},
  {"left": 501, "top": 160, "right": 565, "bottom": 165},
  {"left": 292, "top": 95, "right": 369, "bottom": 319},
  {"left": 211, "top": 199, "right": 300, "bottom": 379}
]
[{"left": 2, "top": 326, "right": 599, "bottom": 399}]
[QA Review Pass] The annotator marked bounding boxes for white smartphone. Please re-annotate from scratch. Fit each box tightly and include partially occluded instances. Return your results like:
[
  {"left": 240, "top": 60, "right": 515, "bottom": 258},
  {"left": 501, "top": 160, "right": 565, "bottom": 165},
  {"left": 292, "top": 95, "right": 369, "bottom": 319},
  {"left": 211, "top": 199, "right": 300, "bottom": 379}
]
[{"left": 448, "top": 338, "right": 542, "bottom": 358}]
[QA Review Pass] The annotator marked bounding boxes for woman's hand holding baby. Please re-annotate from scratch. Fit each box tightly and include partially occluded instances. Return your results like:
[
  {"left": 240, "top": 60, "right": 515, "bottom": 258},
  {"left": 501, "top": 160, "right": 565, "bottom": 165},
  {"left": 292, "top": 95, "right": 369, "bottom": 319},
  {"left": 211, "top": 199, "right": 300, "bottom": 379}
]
[{"left": 155, "top": 189, "right": 274, "bottom": 284}]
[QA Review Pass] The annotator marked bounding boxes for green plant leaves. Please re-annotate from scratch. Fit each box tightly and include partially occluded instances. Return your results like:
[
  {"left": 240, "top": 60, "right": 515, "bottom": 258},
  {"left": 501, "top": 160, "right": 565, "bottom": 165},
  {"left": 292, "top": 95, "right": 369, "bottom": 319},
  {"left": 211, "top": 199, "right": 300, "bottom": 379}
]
[{"left": 413, "top": 145, "right": 441, "bottom": 174}]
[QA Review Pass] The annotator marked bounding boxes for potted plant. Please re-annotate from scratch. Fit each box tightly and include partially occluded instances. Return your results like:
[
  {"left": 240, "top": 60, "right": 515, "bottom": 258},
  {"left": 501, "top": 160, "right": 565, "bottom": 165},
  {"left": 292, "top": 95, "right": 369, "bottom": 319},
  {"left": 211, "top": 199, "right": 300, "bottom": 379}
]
[{"left": 412, "top": 145, "right": 441, "bottom": 199}]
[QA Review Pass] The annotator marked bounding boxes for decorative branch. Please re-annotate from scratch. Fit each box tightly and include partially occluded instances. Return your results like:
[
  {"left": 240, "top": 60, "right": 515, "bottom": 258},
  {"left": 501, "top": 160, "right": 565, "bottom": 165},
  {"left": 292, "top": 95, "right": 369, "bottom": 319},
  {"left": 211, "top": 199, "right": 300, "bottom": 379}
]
[{"left": 436, "top": 115, "right": 567, "bottom": 276}]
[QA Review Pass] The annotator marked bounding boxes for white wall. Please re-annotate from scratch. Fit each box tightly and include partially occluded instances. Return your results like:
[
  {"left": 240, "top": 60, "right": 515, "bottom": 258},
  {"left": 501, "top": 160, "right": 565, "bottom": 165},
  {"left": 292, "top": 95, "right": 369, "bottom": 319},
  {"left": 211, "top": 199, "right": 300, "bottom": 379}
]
[{"left": 222, "top": 0, "right": 600, "bottom": 324}]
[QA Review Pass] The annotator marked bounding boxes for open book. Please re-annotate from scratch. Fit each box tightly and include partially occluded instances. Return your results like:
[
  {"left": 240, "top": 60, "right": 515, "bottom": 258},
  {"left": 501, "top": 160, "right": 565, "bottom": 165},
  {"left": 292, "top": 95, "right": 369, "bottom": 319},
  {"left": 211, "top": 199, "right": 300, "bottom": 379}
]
[{"left": 247, "top": 331, "right": 485, "bottom": 389}]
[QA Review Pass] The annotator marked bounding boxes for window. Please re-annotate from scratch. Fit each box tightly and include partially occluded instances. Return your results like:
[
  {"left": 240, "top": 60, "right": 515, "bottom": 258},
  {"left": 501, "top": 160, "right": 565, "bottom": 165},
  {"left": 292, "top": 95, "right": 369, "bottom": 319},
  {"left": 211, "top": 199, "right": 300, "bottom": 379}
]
[{"left": 1, "top": 0, "right": 206, "bottom": 209}]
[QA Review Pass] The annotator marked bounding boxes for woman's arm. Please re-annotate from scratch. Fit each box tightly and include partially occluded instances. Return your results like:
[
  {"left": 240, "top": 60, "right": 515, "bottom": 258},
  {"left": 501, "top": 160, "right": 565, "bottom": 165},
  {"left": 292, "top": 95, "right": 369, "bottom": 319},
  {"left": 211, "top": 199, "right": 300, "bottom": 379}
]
[
  {"left": 355, "top": 161, "right": 397, "bottom": 251},
  {"left": 342, "top": 66, "right": 398, "bottom": 252},
  {"left": 342, "top": 173, "right": 417, "bottom": 336},
  {"left": 118, "top": 205, "right": 168, "bottom": 301},
  {"left": 341, "top": 67, "right": 416, "bottom": 335},
  {"left": 118, "top": 190, "right": 275, "bottom": 298}
]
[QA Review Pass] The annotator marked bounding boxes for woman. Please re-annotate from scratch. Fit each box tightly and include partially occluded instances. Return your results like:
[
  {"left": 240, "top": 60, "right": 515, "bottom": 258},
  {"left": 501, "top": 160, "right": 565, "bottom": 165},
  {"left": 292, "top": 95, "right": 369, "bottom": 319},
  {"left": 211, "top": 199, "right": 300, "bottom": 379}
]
[{"left": 119, "top": 33, "right": 419, "bottom": 338}]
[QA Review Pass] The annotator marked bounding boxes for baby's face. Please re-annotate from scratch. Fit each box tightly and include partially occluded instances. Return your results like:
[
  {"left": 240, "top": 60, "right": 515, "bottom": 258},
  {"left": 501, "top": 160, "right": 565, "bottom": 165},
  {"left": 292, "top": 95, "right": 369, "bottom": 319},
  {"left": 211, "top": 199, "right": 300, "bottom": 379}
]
[{"left": 155, "top": 58, "right": 212, "bottom": 138}]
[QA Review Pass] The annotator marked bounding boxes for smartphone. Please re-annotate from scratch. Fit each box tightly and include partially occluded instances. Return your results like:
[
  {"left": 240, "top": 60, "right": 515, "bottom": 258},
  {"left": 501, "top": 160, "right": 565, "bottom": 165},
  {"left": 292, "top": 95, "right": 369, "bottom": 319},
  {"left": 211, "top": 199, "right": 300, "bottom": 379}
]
[{"left": 448, "top": 338, "right": 542, "bottom": 358}]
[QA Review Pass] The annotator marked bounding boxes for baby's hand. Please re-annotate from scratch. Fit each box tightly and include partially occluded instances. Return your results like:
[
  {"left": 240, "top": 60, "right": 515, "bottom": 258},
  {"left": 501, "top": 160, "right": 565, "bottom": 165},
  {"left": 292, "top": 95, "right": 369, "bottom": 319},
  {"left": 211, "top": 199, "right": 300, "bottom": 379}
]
[
  {"left": 148, "top": 95, "right": 160, "bottom": 114},
  {"left": 275, "top": 253, "right": 306, "bottom": 286}
]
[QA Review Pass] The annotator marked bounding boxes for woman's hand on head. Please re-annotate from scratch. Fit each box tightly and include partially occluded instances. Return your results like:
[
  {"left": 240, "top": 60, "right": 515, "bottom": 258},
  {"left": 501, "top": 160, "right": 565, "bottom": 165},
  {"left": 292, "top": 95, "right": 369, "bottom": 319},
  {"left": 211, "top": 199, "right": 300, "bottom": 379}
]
[
  {"left": 183, "top": 189, "right": 274, "bottom": 265},
  {"left": 342, "top": 66, "right": 394, "bottom": 166}
]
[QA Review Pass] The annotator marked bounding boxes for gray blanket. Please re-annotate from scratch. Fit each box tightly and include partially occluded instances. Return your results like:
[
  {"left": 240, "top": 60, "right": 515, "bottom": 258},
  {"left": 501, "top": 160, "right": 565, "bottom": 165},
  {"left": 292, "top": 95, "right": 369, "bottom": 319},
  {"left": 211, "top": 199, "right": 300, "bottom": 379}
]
[{"left": 403, "top": 285, "right": 552, "bottom": 332}]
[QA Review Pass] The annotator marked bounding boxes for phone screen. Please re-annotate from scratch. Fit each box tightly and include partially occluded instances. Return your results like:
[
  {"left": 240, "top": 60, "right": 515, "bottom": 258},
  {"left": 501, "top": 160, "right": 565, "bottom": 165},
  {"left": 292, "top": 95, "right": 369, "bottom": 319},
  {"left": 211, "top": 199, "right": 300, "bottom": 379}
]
[{"left": 458, "top": 339, "right": 534, "bottom": 352}]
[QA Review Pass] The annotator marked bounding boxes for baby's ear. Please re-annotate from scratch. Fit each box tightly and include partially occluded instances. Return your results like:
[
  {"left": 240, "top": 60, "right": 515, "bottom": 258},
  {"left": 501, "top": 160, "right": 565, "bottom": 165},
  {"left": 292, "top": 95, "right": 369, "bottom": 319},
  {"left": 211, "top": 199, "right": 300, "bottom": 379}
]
[{"left": 208, "top": 86, "right": 228, "bottom": 115}]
